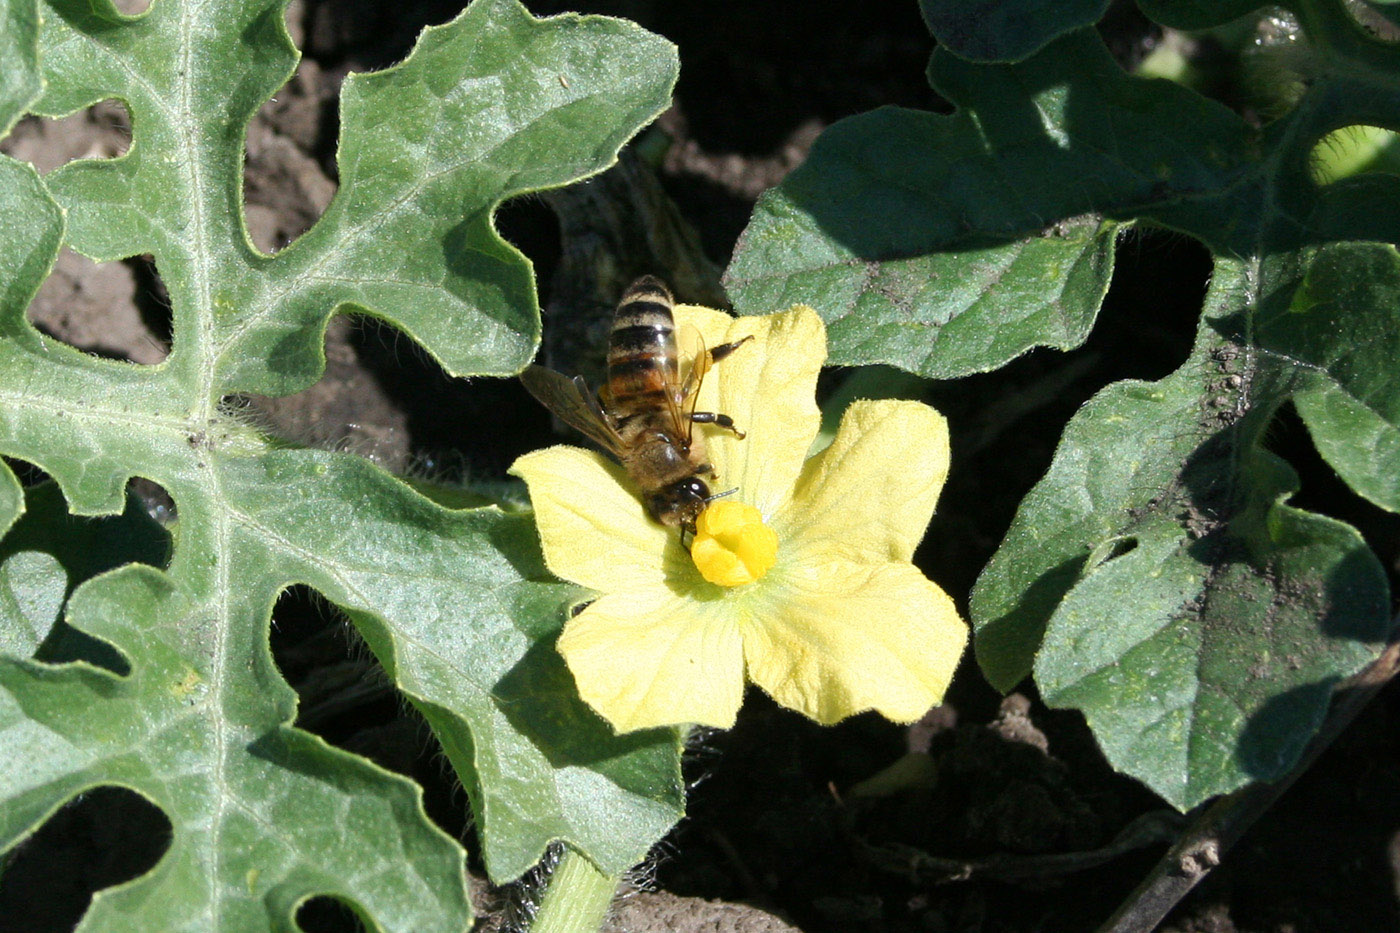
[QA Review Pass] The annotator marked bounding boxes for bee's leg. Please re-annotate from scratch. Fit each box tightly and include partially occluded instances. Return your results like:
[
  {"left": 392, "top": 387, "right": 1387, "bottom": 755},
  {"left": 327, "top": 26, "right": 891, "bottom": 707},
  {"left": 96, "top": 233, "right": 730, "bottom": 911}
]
[
  {"left": 705, "top": 334, "right": 754, "bottom": 365},
  {"left": 689, "top": 411, "right": 745, "bottom": 439}
]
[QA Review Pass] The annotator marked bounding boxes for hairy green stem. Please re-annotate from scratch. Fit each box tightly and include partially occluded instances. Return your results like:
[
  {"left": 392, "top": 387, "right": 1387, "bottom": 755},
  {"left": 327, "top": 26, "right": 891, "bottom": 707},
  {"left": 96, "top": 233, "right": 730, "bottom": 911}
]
[{"left": 529, "top": 846, "right": 621, "bottom": 933}]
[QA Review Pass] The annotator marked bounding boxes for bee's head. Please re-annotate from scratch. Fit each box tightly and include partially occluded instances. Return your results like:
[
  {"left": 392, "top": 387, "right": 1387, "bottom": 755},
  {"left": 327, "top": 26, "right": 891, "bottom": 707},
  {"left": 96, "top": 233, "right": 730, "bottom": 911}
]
[{"left": 649, "top": 477, "right": 711, "bottom": 531}]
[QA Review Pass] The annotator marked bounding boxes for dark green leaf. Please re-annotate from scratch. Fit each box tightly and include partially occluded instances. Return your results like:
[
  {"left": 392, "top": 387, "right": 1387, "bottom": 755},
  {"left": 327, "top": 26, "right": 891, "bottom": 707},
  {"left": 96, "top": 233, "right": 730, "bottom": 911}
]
[
  {"left": 1261, "top": 244, "right": 1400, "bottom": 512},
  {"left": 727, "top": 30, "right": 1254, "bottom": 378},
  {"left": 1137, "top": 0, "right": 1280, "bottom": 30},
  {"left": 919, "top": 0, "right": 1110, "bottom": 62},
  {"left": 730, "top": 0, "right": 1399, "bottom": 810},
  {"left": 971, "top": 250, "right": 1391, "bottom": 805}
]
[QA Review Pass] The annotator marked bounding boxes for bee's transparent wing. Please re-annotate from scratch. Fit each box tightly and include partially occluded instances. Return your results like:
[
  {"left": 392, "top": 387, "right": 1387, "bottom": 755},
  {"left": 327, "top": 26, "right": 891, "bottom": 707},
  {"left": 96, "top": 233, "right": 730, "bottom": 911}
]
[
  {"left": 520, "top": 365, "right": 626, "bottom": 457},
  {"left": 677, "top": 325, "right": 713, "bottom": 446}
]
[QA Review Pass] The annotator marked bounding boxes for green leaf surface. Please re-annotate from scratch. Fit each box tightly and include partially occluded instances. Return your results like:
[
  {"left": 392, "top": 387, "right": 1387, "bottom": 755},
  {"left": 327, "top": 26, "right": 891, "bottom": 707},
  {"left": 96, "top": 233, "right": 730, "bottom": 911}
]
[
  {"left": 0, "top": 566, "right": 472, "bottom": 933},
  {"left": 0, "top": 481, "right": 167, "bottom": 661},
  {"left": 36, "top": 0, "right": 675, "bottom": 392},
  {"left": 0, "top": 0, "right": 41, "bottom": 135},
  {"left": 1265, "top": 246, "right": 1400, "bottom": 511},
  {"left": 0, "top": 0, "right": 681, "bottom": 927},
  {"left": 0, "top": 462, "right": 19, "bottom": 540},
  {"left": 1136, "top": 0, "right": 1279, "bottom": 30},
  {"left": 726, "top": 30, "right": 1255, "bottom": 378},
  {"left": 730, "top": 0, "right": 1399, "bottom": 809},
  {"left": 971, "top": 250, "right": 1392, "bottom": 806},
  {"left": 218, "top": 451, "right": 684, "bottom": 880},
  {"left": 0, "top": 550, "right": 61, "bottom": 657},
  {"left": 919, "top": 0, "right": 1110, "bottom": 62}
]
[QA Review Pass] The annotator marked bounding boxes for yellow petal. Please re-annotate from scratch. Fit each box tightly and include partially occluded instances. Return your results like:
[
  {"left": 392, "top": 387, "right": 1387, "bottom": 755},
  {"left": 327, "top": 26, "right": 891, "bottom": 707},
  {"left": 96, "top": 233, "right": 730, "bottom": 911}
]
[
  {"left": 778, "top": 400, "right": 950, "bottom": 563},
  {"left": 674, "top": 305, "right": 826, "bottom": 518},
  {"left": 557, "top": 586, "right": 746, "bottom": 732},
  {"left": 510, "top": 445, "right": 691, "bottom": 593},
  {"left": 743, "top": 559, "right": 967, "bottom": 725}
]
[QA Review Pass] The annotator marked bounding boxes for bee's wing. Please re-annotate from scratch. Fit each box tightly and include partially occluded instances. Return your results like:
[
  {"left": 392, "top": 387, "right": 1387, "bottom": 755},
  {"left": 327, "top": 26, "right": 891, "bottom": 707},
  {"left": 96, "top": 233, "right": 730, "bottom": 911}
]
[
  {"left": 677, "top": 325, "right": 713, "bottom": 446},
  {"left": 520, "top": 365, "right": 626, "bottom": 457}
]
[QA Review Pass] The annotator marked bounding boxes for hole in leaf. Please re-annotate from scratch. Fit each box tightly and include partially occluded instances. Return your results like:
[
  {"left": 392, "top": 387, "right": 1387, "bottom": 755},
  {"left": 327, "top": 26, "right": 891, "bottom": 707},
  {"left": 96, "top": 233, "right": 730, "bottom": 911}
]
[
  {"left": 127, "top": 253, "right": 174, "bottom": 351},
  {"left": 241, "top": 315, "right": 411, "bottom": 472},
  {"left": 270, "top": 586, "right": 393, "bottom": 741},
  {"left": 0, "top": 473, "right": 173, "bottom": 670},
  {"left": 0, "top": 99, "right": 131, "bottom": 175},
  {"left": 1308, "top": 124, "right": 1400, "bottom": 186},
  {"left": 0, "top": 786, "right": 171, "bottom": 932},
  {"left": 27, "top": 249, "right": 170, "bottom": 364},
  {"left": 917, "top": 228, "right": 1209, "bottom": 600},
  {"left": 296, "top": 895, "right": 368, "bottom": 933},
  {"left": 3, "top": 455, "right": 50, "bottom": 488},
  {"left": 244, "top": 46, "right": 338, "bottom": 254},
  {"left": 243, "top": 309, "right": 553, "bottom": 490},
  {"left": 497, "top": 195, "right": 562, "bottom": 300},
  {"left": 1264, "top": 402, "right": 1400, "bottom": 591},
  {"left": 110, "top": 0, "right": 150, "bottom": 14},
  {"left": 1099, "top": 229, "right": 1209, "bottom": 383},
  {"left": 127, "top": 476, "right": 177, "bottom": 526},
  {"left": 267, "top": 586, "right": 470, "bottom": 848},
  {"left": 296, "top": 0, "right": 462, "bottom": 72},
  {"left": 349, "top": 316, "right": 556, "bottom": 485}
]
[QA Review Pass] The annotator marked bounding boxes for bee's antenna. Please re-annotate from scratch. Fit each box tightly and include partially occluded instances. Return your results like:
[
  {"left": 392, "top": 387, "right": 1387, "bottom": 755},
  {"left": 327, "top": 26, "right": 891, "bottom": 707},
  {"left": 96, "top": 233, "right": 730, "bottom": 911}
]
[{"left": 705, "top": 487, "right": 738, "bottom": 503}]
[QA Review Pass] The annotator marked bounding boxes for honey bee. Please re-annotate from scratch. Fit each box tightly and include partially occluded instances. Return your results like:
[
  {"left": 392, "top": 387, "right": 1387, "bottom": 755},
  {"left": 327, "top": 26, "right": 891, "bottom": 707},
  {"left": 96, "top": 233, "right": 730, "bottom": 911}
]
[{"left": 521, "top": 275, "right": 751, "bottom": 531}]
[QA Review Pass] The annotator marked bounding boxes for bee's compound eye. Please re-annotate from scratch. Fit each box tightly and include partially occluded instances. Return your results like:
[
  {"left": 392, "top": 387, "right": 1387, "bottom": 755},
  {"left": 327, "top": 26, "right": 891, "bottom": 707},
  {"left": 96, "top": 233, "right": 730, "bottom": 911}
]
[
  {"left": 649, "top": 478, "right": 715, "bottom": 528},
  {"left": 680, "top": 478, "right": 710, "bottom": 502}
]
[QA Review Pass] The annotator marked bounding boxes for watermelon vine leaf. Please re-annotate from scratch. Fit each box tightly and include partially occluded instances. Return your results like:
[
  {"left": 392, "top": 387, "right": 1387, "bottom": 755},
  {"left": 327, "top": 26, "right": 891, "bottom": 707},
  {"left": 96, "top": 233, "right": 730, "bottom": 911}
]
[
  {"left": 973, "top": 247, "right": 1392, "bottom": 807},
  {"left": 0, "top": 0, "right": 682, "bottom": 928},
  {"left": 0, "top": 0, "right": 39, "bottom": 137},
  {"left": 725, "top": 30, "right": 1255, "bottom": 379},
  {"left": 918, "top": 0, "right": 1111, "bottom": 62},
  {"left": 1138, "top": 0, "right": 1291, "bottom": 31},
  {"left": 0, "top": 481, "right": 167, "bottom": 663},
  {"left": 727, "top": 0, "right": 1397, "bottom": 809}
]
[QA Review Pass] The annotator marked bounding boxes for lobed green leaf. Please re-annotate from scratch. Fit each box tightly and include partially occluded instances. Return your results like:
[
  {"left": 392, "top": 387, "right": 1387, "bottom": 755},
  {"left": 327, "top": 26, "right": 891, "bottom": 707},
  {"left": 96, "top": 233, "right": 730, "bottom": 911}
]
[
  {"left": 918, "top": 0, "right": 1110, "bottom": 62},
  {"left": 1137, "top": 0, "right": 1282, "bottom": 30},
  {"left": 0, "top": 0, "right": 40, "bottom": 137},
  {"left": 972, "top": 251, "right": 1391, "bottom": 805},
  {"left": 0, "top": 481, "right": 166, "bottom": 661},
  {"left": 1262, "top": 245, "right": 1400, "bottom": 512},
  {"left": 726, "top": 30, "right": 1255, "bottom": 378},
  {"left": 730, "top": 0, "right": 1399, "bottom": 810},
  {"left": 0, "top": 0, "right": 682, "bottom": 927}
]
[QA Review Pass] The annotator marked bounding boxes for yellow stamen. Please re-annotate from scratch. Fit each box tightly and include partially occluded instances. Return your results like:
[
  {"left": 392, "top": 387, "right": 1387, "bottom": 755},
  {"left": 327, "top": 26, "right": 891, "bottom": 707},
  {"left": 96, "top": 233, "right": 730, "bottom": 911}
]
[{"left": 690, "top": 501, "right": 778, "bottom": 587}]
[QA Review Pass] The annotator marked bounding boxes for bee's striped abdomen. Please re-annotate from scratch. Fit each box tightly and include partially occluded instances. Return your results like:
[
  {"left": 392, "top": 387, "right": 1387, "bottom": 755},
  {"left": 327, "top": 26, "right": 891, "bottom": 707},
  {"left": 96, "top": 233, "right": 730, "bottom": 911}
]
[{"left": 607, "top": 275, "right": 678, "bottom": 414}]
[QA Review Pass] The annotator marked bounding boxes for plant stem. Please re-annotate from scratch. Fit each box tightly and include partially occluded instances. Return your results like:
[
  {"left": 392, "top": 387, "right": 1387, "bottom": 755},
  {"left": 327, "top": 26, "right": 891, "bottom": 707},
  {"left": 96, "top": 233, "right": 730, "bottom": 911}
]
[
  {"left": 1096, "top": 633, "right": 1400, "bottom": 933},
  {"left": 529, "top": 846, "right": 621, "bottom": 933}
]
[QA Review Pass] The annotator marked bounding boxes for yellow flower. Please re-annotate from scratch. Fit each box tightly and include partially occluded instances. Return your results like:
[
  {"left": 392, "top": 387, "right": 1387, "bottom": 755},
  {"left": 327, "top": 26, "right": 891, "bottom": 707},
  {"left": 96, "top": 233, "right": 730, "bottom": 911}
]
[{"left": 510, "top": 304, "right": 967, "bottom": 733}]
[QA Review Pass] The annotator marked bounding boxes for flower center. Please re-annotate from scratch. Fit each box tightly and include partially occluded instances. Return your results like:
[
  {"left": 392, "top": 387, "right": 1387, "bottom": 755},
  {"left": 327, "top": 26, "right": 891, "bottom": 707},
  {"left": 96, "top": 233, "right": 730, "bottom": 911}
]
[{"left": 690, "top": 500, "right": 778, "bottom": 587}]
